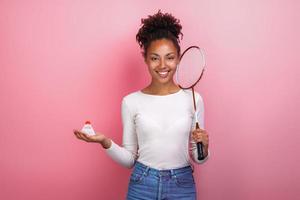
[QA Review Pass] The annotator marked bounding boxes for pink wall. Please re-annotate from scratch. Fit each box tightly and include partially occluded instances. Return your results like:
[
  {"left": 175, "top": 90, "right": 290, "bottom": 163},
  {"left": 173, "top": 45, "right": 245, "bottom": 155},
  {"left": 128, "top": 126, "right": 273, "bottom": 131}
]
[{"left": 0, "top": 0, "right": 299, "bottom": 199}]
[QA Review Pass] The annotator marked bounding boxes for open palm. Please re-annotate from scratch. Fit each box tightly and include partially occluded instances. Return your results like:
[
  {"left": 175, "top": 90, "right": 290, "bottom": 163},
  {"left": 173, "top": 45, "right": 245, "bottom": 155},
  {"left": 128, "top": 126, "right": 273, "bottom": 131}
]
[{"left": 73, "top": 129, "right": 105, "bottom": 143}]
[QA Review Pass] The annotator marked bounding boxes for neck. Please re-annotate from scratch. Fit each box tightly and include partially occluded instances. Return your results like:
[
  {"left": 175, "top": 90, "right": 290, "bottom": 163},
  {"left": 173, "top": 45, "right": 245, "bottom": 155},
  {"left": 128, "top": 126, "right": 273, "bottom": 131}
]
[{"left": 146, "top": 80, "right": 180, "bottom": 95}]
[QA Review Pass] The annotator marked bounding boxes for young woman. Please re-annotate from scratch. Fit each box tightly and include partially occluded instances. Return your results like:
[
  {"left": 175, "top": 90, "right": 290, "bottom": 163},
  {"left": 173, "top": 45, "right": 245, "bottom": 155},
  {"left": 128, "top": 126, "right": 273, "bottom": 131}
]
[{"left": 73, "top": 10, "right": 210, "bottom": 200}]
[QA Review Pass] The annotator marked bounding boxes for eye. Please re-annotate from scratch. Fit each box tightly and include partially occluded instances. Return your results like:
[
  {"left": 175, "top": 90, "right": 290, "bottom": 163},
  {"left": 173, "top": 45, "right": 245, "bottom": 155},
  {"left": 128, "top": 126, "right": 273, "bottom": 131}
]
[
  {"left": 151, "top": 57, "right": 158, "bottom": 61},
  {"left": 167, "top": 57, "right": 175, "bottom": 60}
]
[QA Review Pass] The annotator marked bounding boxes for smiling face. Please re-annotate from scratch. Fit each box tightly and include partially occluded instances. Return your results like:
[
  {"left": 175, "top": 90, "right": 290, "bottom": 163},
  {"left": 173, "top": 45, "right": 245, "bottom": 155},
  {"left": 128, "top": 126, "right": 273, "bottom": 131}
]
[{"left": 144, "top": 38, "right": 180, "bottom": 85}]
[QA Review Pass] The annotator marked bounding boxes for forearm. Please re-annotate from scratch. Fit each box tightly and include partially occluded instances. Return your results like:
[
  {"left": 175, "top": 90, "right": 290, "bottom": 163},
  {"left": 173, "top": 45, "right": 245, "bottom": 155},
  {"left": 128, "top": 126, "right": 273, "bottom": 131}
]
[{"left": 104, "top": 140, "right": 137, "bottom": 168}]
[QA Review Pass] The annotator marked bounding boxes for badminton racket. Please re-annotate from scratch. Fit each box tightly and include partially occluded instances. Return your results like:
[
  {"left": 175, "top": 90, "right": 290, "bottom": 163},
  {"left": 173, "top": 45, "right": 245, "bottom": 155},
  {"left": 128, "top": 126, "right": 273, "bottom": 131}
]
[{"left": 175, "top": 45, "right": 206, "bottom": 160}]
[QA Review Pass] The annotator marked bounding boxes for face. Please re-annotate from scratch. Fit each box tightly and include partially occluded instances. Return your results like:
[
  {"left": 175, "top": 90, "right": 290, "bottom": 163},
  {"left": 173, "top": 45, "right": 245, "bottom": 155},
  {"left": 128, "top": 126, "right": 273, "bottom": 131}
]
[{"left": 144, "top": 38, "right": 180, "bottom": 85}]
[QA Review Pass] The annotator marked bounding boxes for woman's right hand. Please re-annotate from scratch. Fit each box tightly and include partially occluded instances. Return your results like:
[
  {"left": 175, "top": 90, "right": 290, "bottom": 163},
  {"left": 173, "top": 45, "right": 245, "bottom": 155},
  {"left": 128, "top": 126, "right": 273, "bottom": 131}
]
[{"left": 73, "top": 129, "right": 106, "bottom": 144}]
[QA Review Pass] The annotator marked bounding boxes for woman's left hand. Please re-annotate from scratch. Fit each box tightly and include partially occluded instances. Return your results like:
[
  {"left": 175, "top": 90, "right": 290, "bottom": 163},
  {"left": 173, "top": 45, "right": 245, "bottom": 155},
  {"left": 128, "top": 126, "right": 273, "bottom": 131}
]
[{"left": 191, "top": 128, "right": 209, "bottom": 149}]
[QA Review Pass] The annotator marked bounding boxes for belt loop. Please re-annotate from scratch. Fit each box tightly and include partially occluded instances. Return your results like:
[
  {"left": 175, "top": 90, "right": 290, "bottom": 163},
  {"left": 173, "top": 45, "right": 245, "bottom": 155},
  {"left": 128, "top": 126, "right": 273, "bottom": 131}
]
[
  {"left": 170, "top": 169, "right": 176, "bottom": 178},
  {"left": 144, "top": 166, "right": 150, "bottom": 176}
]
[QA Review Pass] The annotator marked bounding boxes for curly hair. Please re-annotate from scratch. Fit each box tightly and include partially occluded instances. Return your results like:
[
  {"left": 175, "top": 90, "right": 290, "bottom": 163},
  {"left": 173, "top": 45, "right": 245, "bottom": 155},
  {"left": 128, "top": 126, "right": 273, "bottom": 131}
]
[{"left": 136, "top": 10, "right": 183, "bottom": 58}]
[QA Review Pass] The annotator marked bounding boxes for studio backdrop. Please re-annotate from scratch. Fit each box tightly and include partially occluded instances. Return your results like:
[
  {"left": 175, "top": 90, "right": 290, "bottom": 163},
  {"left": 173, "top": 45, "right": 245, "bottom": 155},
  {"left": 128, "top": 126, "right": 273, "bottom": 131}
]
[{"left": 0, "top": 0, "right": 299, "bottom": 199}]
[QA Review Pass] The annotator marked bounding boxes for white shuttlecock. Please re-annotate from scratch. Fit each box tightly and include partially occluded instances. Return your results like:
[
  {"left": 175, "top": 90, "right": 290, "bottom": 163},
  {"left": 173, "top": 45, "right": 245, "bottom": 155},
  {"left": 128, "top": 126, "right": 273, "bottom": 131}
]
[{"left": 81, "top": 121, "right": 96, "bottom": 136}]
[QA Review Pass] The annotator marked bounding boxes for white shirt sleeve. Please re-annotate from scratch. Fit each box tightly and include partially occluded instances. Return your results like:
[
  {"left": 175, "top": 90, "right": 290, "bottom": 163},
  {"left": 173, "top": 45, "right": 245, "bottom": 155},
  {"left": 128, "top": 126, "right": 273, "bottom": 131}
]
[
  {"left": 105, "top": 98, "right": 139, "bottom": 169},
  {"left": 189, "top": 93, "right": 210, "bottom": 164}
]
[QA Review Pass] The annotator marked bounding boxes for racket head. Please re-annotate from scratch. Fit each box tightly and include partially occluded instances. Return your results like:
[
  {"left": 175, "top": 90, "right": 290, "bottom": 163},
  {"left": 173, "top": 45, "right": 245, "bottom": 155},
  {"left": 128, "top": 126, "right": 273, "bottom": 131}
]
[{"left": 175, "top": 46, "right": 206, "bottom": 89}]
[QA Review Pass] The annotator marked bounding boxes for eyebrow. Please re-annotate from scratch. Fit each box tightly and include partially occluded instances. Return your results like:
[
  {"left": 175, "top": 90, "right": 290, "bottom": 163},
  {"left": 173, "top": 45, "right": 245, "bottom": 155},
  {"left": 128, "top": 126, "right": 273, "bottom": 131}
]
[{"left": 149, "top": 52, "right": 176, "bottom": 56}]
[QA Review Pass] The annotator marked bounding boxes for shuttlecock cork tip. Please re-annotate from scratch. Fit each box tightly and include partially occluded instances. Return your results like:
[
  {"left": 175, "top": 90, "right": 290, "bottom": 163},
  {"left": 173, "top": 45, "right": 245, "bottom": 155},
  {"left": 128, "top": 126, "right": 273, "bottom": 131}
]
[{"left": 85, "top": 121, "right": 91, "bottom": 124}]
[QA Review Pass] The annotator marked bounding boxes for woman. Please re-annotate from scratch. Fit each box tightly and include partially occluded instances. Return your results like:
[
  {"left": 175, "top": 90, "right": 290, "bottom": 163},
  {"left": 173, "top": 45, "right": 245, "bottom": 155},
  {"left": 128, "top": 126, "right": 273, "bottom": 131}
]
[{"left": 73, "top": 10, "right": 210, "bottom": 200}]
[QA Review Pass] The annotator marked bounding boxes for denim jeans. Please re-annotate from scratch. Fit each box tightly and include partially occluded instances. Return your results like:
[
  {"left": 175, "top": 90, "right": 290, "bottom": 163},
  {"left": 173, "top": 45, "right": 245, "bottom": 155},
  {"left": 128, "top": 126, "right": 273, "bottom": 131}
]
[{"left": 126, "top": 161, "right": 196, "bottom": 200}]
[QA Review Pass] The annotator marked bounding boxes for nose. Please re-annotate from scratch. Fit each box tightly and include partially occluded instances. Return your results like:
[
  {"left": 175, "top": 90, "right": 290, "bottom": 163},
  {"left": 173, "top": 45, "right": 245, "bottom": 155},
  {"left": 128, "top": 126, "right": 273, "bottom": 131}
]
[{"left": 158, "top": 58, "right": 168, "bottom": 69}]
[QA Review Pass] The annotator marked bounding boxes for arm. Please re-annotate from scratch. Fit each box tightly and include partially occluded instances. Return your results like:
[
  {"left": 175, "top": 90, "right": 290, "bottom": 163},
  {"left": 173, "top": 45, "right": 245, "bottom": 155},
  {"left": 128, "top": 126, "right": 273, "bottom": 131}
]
[
  {"left": 189, "top": 93, "right": 210, "bottom": 164},
  {"left": 104, "top": 98, "right": 138, "bottom": 169}
]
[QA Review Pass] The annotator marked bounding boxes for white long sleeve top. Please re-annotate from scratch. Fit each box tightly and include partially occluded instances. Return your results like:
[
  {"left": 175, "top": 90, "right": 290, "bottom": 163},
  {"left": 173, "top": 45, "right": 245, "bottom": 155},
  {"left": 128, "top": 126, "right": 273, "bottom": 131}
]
[{"left": 105, "top": 89, "right": 210, "bottom": 170}]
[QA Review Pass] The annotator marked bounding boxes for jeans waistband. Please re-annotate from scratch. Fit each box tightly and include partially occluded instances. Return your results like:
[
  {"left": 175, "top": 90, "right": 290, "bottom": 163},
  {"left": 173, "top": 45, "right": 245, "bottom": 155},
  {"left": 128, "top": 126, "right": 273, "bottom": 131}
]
[{"left": 134, "top": 161, "right": 193, "bottom": 178}]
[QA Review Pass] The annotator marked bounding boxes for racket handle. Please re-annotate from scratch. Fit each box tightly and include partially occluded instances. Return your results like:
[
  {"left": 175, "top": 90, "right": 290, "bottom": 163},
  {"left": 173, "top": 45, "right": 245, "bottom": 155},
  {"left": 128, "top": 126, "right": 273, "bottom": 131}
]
[
  {"left": 195, "top": 122, "right": 206, "bottom": 160},
  {"left": 196, "top": 142, "right": 205, "bottom": 160}
]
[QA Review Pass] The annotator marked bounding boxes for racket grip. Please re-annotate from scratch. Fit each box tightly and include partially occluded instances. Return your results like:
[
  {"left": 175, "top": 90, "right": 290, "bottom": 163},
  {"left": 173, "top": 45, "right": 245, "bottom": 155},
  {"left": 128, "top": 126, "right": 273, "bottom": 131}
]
[
  {"left": 196, "top": 142, "right": 205, "bottom": 160},
  {"left": 195, "top": 122, "right": 205, "bottom": 160}
]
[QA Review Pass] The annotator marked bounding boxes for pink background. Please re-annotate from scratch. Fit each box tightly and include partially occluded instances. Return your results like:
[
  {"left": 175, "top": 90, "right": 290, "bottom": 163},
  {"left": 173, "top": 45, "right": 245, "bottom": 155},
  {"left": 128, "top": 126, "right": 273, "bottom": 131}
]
[{"left": 0, "top": 0, "right": 299, "bottom": 199}]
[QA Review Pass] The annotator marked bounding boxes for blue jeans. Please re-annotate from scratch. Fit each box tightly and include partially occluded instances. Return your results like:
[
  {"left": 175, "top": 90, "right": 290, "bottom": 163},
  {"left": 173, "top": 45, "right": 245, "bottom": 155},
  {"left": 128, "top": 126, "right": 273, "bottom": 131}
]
[{"left": 126, "top": 161, "right": 196, "bottom": 200}]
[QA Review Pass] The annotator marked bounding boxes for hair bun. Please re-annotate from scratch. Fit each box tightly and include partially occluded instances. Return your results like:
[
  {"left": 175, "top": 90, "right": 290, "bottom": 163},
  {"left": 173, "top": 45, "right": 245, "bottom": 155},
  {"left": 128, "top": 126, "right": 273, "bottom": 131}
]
[{"left": 141, "top": 10, "right": 183, "bottom": 40}]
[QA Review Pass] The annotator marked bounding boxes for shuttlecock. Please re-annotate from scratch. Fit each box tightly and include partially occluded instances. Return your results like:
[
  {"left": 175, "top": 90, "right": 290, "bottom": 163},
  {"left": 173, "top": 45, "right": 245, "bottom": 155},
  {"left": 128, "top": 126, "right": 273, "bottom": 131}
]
[{"left": 81, "top": 121, "right": 96, "bottom": 136}]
